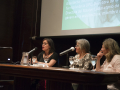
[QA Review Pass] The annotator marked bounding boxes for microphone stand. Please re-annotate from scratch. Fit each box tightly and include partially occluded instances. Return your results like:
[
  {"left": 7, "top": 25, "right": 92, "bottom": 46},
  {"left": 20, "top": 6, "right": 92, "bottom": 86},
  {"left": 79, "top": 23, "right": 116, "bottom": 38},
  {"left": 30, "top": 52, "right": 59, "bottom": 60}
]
[
  {"left": 66, "top": 53, "right": 69, "bottom": 66},
  {"left": 62, "top": 53, "right": 69, "bottom": 68},
  {"left": 0, "top": 47, "right": 12, "bottom": 49},
  {"left": 29, "top": 53, "right": 33, "bottom": 65}
]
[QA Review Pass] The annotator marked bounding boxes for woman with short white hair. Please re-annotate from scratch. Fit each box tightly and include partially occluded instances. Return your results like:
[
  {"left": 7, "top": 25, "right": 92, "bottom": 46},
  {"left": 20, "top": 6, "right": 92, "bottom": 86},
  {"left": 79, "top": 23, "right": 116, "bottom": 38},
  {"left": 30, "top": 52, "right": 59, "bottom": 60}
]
[
  {"left": 71, "top": 39, "right": 92, "bottom": 90},
  {"left": 71, "top": 39, "right": 92, "bottom": 70}
]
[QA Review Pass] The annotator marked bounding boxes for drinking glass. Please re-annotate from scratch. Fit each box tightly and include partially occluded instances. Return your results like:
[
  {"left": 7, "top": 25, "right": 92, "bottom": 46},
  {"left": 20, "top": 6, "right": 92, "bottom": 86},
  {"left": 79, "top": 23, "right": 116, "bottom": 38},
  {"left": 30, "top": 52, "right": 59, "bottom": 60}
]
[
  {"left": 32, "top": 56, "right": 38, "bottom": 66},
  {"left": 32, "top": 56, "right": 37, "bottom": 63},
  {"left": 91, "top": 55, "right": 97, "bottom": 71},
  {"left": 44, "top": 56, "right": 49, "bottom": 67},
  {"left": 69, "top": 56, "right": 74, "bottom": 68},
  {"left": 44, "top": 56, "right": 49, "bottom": 63}
]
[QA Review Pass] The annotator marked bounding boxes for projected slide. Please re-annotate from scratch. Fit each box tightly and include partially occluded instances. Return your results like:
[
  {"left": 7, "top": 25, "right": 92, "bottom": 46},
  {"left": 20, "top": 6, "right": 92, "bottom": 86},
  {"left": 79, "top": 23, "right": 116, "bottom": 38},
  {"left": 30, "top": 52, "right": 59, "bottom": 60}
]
[{"left": 62, "top": 0, "right": 120, "bottom": 30}]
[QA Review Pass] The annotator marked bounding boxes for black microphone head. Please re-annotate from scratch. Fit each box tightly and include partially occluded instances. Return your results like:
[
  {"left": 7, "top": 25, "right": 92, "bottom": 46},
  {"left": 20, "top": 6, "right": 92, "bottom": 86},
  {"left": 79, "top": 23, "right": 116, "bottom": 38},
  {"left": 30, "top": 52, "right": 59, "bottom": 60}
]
[
  {"left": 29, "top": 36, "right": 37, "bottom": 40},
  {"left": 35, "top": 47, "right": 38, "bottom": 50}
]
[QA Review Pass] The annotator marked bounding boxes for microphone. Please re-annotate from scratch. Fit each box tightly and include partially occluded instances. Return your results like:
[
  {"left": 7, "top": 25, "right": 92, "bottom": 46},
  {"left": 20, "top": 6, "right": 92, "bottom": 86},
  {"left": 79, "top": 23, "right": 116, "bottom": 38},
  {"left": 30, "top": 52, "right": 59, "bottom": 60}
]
[
  {"left": 28, "top": 47, "right": 38, "bottom": 54},
  {"left": 59, "top": 47, "right": 75, "bottom": 56},
  {"left": 29, "top": 36, "right": 37, "bottom": 40},
  {"left": 0, "top": 47, "right": 12, "bottom": 49}
]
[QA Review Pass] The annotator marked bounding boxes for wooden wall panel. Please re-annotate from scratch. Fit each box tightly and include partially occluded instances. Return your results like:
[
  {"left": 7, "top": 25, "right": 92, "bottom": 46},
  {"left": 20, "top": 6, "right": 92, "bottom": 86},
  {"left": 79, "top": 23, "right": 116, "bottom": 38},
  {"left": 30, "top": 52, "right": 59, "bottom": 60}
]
[{"left": 0, "top": 0, "right": 15, "bottom": 47}]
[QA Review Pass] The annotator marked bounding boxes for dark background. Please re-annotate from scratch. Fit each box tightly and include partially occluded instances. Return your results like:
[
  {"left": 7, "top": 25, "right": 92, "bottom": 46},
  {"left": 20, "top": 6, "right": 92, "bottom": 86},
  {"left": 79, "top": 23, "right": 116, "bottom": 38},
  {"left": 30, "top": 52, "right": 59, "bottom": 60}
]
[{"left": 0, "top": 0, "right": 120, "bottom": 67}]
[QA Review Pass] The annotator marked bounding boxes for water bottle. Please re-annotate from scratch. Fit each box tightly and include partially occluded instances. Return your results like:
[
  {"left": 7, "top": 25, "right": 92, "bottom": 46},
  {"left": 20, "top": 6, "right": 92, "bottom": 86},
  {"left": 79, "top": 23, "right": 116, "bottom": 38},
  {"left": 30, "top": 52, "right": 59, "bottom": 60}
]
[{"left": 21, "top": 52, "right": 29, "bottom": 66}]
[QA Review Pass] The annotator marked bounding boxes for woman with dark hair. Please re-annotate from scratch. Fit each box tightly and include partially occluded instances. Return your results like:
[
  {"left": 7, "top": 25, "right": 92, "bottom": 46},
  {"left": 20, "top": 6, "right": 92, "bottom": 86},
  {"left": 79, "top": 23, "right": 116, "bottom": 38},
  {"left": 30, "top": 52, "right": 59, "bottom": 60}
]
[
  {"left": 36, "top": 38, "right": 58, "bottom": 67},
  {"left": 31, "top": 38, "right": 58, "bottom": 90}
]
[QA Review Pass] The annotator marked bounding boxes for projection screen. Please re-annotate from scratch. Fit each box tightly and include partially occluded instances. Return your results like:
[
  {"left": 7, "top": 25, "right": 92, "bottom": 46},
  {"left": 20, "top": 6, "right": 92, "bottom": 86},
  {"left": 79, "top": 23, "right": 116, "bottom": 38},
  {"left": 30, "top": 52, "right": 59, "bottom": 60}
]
[{"left": 40, "top": 0, "right": 120, "bottom": 37}]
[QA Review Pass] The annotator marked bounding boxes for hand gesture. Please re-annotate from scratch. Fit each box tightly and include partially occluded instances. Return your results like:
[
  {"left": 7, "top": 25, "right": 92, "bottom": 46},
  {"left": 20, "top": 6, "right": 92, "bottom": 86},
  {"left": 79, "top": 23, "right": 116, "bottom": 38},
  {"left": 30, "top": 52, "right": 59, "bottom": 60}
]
[{"left": 97, "top": 50, "right": 104, "bottom": 60}]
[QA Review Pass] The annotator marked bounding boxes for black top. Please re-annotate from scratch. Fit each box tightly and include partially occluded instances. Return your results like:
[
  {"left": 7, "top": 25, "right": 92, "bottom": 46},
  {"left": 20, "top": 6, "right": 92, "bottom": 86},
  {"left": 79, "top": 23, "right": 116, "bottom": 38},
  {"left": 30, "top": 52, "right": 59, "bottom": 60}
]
[{"left": 37, "top": 51, "right": 58, "bottom": 67}]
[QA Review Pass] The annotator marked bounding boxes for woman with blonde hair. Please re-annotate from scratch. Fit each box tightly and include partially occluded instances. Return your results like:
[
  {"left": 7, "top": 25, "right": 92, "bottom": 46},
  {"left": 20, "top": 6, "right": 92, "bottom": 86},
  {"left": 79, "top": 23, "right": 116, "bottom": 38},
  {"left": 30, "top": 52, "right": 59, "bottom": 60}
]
[{"left": 96, "top": 38, "right": 120, "bottom": 90}]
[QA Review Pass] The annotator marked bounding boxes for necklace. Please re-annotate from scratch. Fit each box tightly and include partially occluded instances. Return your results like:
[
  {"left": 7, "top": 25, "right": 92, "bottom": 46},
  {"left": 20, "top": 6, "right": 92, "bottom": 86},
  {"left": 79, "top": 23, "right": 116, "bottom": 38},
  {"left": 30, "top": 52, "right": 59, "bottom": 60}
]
[
  {"left": 44, "top": 55, "right": 49, "bottom": 58},
  {"left": 44, "top": 53, "right": 49, "bottom": 58}
]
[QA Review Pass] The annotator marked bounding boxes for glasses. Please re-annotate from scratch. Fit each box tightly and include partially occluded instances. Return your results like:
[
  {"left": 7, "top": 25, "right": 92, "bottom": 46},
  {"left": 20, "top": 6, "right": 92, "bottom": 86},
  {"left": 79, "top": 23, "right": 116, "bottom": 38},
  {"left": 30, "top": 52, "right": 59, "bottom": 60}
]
[
  {"left": 42, "top": 43, "right": 48, "bottom": 45},
  {"left": 75, "top": 45, "right": 79, "bottom": 47}
]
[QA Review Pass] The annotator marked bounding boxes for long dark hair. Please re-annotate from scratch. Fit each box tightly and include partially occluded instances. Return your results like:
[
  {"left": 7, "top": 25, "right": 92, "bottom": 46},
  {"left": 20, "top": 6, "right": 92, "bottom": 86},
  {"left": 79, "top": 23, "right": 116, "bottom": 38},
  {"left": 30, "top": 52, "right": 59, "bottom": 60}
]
[{"left": 43, "top": 38, "right": 55, "bottom": 54}]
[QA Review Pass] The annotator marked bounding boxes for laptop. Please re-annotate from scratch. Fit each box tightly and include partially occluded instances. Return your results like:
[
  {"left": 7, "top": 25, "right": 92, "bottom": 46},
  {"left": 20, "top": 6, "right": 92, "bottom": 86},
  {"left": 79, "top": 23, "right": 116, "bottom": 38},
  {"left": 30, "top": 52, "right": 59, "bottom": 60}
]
[{"left": 0, "top": 47, "right": 13, "bottom": 63}]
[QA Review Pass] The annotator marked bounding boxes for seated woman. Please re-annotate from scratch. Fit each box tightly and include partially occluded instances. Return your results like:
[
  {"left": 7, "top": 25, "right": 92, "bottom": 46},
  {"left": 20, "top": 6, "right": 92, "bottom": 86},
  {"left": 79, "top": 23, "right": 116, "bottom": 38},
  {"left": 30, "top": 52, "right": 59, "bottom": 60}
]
[
  {"left": 96, "top": 38, "right": 120, "bottom": 90},
  {"left": 71, "top": 39, "right": 93, "bottom": 90},
  {"left": 31, "top": 38, "right": 58, "bottom": 90},
  {"left": 71, "top": 39, "right": 92, "bottom": 70},
  {"left": 36, "top": 38, "right": 58, "bottom": 67}
]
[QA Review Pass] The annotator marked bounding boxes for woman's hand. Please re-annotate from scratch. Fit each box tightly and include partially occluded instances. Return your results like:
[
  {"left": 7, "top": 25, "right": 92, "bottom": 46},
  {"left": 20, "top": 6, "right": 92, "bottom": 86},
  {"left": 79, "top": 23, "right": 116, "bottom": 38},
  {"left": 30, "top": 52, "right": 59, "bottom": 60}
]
[
  {"left": 97, "top": 50, "right": 104, "bottom": 60},
  {"left": 96, "top": 50, "right": 104, "bottom": 71}
]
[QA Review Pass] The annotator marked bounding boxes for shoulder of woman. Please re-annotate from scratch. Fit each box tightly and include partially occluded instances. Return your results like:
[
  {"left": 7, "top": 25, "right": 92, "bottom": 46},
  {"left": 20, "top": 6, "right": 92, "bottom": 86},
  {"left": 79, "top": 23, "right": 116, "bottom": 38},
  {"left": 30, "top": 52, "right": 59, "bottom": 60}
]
[
  {"left": 84, "top": 53, "right": 91, "bottom": 59},
  {"left": 50, "top": 52, "right": 58, "bottom": 58},
  {"left": 111, "top": 55, "right": 120, "bottom": 62},
  {"left": 53, "top": 52, "right": 57, "bottom": 54},
  {"left": 52, "top": 52, "right": 58, "bottom": 56},
  {"left": 75, "top": 54, "right": 79, "bottom": 58},
  {"left": 86, "top": 53, "right": 91, "bottom": 55},
  {"left": 85, "top": 53, "right": 91, "bottom": 57},
  {"left": 113, "top": 55, "right": 120, "bottom": 58}
]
